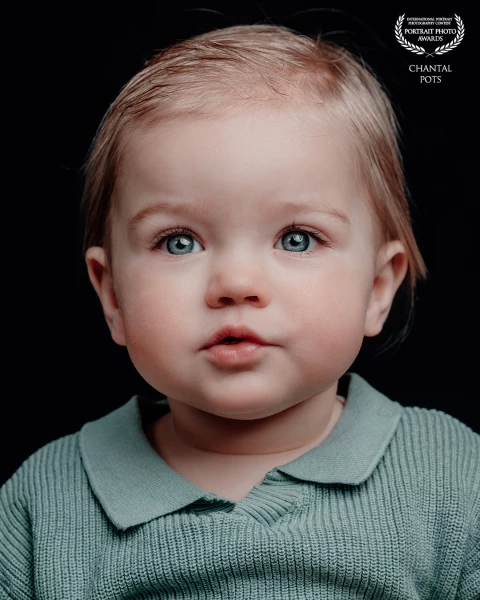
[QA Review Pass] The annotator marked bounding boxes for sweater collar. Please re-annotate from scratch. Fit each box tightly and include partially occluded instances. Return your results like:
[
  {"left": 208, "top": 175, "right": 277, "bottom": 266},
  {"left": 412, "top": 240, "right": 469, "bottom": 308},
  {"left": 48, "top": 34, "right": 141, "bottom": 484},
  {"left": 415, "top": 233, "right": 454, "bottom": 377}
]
[{"left": 79, "top": 372, "right": 403, "bottom": 530}]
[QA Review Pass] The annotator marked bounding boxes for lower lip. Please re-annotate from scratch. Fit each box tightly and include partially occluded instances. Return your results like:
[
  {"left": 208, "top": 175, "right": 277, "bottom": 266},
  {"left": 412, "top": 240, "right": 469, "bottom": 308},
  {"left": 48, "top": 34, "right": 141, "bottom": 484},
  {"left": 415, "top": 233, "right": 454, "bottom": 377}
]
[{"left": 203, "top": 341, "right": 269, "bottom": 365}]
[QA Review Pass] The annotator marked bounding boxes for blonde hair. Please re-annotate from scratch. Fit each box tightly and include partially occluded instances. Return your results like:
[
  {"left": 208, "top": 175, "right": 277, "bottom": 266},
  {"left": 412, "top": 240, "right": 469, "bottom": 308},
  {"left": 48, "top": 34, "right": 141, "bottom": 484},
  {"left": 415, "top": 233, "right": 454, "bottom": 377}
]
[{"left": 81, "top": 23, "right": 428, "bottom": 354}]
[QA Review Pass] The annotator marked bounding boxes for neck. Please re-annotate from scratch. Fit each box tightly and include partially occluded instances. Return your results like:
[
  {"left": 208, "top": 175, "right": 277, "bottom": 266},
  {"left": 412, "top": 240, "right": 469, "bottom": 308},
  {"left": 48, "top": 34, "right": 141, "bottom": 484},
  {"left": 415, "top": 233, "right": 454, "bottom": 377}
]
[{"left": 150, "top": 385, "right": 344, "bottom": 461}]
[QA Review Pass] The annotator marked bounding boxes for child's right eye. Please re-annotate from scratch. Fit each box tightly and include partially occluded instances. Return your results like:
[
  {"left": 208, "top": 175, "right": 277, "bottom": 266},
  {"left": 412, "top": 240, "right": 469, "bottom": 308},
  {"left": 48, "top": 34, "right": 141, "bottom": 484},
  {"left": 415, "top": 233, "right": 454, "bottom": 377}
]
[{"left": 152, "top": 228, "right": 203, "bottom": 255}]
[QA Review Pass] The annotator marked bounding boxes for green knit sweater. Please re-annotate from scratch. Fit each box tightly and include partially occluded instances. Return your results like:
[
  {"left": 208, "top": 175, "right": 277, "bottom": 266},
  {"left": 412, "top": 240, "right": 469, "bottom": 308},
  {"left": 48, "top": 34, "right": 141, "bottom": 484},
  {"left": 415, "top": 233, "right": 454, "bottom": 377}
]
[{"left": 1, "top": 372, "right": 479, "bottom": 599}]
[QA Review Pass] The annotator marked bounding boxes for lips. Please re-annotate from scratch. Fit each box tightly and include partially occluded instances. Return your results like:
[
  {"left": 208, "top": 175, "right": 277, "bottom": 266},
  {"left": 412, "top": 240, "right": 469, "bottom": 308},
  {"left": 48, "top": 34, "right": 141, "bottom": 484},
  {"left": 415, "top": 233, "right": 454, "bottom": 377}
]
[{"left": 201, "top": 325, "right": 270, "bottom": 350}]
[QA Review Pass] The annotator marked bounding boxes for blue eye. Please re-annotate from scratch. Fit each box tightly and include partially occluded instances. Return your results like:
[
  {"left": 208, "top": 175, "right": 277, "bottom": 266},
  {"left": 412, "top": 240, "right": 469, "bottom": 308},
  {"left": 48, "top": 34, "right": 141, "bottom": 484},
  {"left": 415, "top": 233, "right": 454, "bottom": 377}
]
[
  {"left": 156, "top": 232, "right": 202, "bottom": 256},
  {"left": 152, "top": 223, "right": 330, "bottom": 257},
  {"left": 277, "top": 223, "right": 330, "bottom": 256},
  {"left": 281, "top": 230, "right": 314, "bottom": 253}
]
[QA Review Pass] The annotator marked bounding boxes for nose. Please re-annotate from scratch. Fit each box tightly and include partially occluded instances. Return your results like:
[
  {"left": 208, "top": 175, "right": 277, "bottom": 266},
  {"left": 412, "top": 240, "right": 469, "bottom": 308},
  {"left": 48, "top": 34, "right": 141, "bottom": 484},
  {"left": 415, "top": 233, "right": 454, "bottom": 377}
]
[{"left": 205, "top": 260, "right": 272, "bottom": 308}]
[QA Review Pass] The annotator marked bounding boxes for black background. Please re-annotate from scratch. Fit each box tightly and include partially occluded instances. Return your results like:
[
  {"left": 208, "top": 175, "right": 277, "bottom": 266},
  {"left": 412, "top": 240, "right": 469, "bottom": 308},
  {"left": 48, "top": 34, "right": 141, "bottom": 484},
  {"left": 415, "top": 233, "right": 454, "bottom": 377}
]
[{"left": 2, "top": 4, "right": 477, "bottom": 485}]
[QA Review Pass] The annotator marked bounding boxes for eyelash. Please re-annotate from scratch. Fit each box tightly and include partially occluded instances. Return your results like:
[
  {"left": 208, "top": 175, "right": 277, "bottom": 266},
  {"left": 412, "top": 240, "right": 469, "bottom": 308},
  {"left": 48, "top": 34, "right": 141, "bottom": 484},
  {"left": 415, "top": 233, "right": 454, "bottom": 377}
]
[{"left": 150, "top": 220, "right": 332, "bottom": 257}]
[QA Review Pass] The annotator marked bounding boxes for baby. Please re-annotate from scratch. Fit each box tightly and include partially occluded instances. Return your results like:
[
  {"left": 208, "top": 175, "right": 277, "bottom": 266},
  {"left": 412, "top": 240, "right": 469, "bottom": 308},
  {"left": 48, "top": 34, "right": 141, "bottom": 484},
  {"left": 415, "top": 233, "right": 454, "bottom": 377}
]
[{"left": 1, "top": 24, "right": 479, "bottom": 600}]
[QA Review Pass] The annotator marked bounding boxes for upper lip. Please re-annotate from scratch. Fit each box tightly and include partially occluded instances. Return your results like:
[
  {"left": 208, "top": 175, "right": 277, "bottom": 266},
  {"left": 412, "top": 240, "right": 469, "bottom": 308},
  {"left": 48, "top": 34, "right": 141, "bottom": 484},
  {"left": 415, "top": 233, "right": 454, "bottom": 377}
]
[{"left": 201, "top": 325, "right": 272, "bottom": 350}]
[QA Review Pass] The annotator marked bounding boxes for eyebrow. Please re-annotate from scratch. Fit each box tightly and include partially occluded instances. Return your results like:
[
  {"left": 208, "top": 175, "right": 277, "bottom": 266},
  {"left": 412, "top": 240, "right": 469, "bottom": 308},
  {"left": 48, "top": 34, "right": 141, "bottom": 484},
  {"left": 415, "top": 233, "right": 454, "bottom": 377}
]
[{"left": 128, "top": 198, "right": 351, "bottom": 231}]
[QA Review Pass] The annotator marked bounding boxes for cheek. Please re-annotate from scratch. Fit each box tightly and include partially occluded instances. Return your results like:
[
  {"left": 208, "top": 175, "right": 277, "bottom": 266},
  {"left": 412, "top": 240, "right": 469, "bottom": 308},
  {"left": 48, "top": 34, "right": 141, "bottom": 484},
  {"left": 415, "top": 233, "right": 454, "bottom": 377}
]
[
  {"left": 288, "top": 265, "right": 370, "bottom": 359},
  {"left": 118, "top": 271, "right": 195, "bottom": 356}
]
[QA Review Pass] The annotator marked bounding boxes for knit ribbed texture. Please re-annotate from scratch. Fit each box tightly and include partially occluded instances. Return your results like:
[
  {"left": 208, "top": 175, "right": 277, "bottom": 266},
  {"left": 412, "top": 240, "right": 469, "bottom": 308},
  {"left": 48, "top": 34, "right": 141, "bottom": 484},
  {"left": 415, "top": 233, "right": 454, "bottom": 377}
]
[{"left": 1, "top": 386, "right": 479, "bottom": 599}]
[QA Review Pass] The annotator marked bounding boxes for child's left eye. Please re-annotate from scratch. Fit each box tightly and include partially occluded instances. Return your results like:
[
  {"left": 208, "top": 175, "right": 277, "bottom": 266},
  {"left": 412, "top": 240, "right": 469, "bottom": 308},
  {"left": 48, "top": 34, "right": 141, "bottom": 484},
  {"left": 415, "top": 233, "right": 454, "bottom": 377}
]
[
  {"left": 278, "top": 224, "right": 330, "bottom": 256},
  {"left": 151, "top": 223, "right": 331, "bottom": 257}
]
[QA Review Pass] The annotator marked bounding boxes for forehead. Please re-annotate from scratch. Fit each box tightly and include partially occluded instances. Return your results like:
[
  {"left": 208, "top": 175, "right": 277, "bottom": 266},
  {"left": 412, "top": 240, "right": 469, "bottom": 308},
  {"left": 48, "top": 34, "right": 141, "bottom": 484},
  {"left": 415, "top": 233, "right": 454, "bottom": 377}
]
[{"left": 114, "top": 106, "right": 367, "bottom": 224}]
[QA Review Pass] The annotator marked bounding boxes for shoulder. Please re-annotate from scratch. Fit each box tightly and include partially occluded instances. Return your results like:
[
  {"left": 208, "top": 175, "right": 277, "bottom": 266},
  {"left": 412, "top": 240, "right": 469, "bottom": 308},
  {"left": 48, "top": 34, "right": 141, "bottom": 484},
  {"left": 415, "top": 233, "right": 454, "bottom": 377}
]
[
  {"left": 394, "top": 405, "right": 479, "bottom": 501},
  {"left": 0, "top": 431, "right": 83, "bottom": 512},
  {"left": 398, "top": 404, "right": 479, "bottom": 459},
  {"left": 0, "top": 432, "right": 84, "bottom": 598},
  {"left": 396, "top": 408, "right": 480, "bottom": 595}
]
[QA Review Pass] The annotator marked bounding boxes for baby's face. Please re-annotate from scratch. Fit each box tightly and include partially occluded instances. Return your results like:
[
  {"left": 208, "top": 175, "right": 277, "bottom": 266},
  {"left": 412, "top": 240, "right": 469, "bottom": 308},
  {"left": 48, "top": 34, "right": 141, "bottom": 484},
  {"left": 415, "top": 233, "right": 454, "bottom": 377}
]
[{"left": 108, "top": 106, "right": 380, "bottom": 419}]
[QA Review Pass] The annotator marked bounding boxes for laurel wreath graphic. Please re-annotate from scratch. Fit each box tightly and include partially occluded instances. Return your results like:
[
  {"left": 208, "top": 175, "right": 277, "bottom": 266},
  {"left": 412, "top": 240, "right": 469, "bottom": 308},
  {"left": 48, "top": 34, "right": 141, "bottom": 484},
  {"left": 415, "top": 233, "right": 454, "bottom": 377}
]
[{"left": 395, "top": 14, "right": 464, "bottom": 57}]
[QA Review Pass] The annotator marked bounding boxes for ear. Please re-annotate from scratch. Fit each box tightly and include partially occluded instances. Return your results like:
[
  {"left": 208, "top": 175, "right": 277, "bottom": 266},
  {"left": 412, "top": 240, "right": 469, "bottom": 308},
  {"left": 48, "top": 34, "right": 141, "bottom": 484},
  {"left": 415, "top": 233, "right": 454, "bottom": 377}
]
[
  {"left": 85, "top": 246, "right": 126, "bottom": 346},
  {"left": 364, "top": 240, "right": 409, "bottom": 337}
]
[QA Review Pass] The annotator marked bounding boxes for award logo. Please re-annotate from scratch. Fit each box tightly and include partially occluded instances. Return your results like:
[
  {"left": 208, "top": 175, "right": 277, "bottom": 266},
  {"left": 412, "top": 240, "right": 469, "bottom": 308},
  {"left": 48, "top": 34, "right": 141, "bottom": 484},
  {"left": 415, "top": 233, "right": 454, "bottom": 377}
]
[
  {"left": 395, "top": 15, "right": 464, "bottom": 56},
  {"left": 395, "top": 15, "right": 464, "bottom": 82}
]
